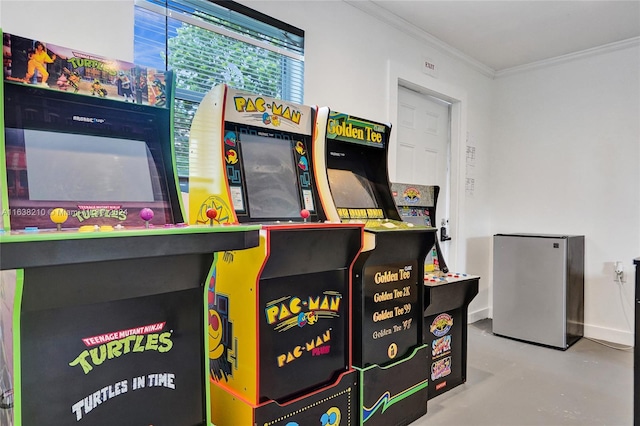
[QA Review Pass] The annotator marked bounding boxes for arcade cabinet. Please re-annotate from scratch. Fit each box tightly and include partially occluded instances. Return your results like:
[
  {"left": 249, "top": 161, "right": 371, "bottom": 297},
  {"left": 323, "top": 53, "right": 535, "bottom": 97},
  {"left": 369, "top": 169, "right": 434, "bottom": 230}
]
[
  {"left": 0, "top": 33, "right": 259, "bottom": 425},
  {"left": 188, "top": 84, "right": 363, "bottom": 425},
  {"left": 391, "top": 182, "right": 479, "bottom": 400},
  {"left": 314, "top": 109, "right": 436, "bottom": 425}
]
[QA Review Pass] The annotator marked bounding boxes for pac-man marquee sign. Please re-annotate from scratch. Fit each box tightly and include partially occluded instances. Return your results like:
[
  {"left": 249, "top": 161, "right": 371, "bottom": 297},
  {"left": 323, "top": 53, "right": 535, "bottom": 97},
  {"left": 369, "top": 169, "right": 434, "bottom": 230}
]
[{"left": 225, "top": 88, "right": 313, "bottom": 134}]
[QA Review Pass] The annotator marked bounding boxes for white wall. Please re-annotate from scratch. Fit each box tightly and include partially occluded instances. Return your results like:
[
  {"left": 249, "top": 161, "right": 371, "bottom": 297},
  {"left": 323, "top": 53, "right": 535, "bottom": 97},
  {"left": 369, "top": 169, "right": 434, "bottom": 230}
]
[
  {"left": 2, "top": 1, "right": 637, "bottom": 344},
  {"left": 491, "top": 45, "right": 640, "bottom": 345},
  {"left": 0, "top": 0, "right": 134, "bottom": 61}
]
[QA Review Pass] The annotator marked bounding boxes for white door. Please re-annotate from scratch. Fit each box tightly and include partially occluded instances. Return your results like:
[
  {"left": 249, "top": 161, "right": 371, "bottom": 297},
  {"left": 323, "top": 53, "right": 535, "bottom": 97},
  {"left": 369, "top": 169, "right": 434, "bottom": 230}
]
[{"left": 396, "top": 85, "right": 451, "bottom": 255}]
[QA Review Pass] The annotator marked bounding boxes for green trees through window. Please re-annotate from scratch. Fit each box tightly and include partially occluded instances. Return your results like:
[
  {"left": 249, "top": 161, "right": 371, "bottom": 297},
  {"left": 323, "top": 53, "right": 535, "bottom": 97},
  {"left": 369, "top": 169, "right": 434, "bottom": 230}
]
[{"left": 134, "top": 0, "right": 304, "bottom": 184}]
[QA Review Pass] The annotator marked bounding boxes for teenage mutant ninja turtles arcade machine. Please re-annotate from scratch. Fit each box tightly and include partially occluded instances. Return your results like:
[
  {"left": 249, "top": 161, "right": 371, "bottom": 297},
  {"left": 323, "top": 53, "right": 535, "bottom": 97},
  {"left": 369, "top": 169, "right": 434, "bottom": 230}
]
[
  {"left": 314, "top": 108, "right": 436, "bottom": 425},
  {"left": 0, "top": 33, "right": 259, "bottom": 426},
  {"left": 188, "top": 84, "right": 363, "bottom": 426},
  {"left": 391, "top": 182, "right": 479, "bottom": 400}
]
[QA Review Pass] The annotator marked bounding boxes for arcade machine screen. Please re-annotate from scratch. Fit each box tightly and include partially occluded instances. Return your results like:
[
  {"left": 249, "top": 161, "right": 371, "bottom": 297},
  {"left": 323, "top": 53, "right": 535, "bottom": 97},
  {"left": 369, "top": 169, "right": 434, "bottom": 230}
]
[
  {"left": 239, "top": 133, "right": 302, "bottom": 219},
  {"left": 327, "top": 166, "right": 378, "bottom": 209},
  {"left": 14, "top": 130, "right": 154, "bottom": 202},
  {"left": 222, "top": 121, "right": 320, "bottom": 224},
  {"left": 3, "top": 82, "right": 179, "bottom": 230}
]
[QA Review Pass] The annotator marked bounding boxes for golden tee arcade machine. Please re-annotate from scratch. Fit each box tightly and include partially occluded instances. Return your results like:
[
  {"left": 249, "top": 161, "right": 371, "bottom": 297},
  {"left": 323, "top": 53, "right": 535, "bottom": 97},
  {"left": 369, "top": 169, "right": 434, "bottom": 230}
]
[
  {"left": 314, "top": 109, "right": 437, "bottom": 425},
  {"left": 188, "top": 84, "right": 363, "bottom": 425},
  {"left": 390, "top": 183, "right": 479, "bottom": 400},
  {"left": 0, "top": 33, "right": 259, "bottom": 425}
]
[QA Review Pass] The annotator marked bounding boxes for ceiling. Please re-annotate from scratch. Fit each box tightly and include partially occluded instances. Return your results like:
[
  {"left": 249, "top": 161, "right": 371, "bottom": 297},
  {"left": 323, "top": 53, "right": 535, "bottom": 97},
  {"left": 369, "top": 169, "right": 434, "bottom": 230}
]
[{"left": 349, "top": 1, "right": 640, "bottom": 73}]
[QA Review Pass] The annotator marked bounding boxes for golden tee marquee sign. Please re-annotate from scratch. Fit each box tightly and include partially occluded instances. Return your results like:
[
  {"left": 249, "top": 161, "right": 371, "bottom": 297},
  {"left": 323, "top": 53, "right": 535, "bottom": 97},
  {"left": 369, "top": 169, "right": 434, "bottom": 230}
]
[{"left": 326, "top": 111, "right": 388, "bottom": 148}]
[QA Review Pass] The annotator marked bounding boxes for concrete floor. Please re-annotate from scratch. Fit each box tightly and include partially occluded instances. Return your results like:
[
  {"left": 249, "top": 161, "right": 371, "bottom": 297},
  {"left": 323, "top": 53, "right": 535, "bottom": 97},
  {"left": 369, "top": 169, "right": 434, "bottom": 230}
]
[{"left": 411, "top": 319, "right": 633, "bottom": 426}]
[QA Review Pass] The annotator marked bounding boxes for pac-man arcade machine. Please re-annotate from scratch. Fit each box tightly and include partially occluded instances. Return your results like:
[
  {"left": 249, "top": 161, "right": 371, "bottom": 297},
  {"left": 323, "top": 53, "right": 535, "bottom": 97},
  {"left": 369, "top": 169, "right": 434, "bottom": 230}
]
[
  {"left": 0, "top": 33, "right": 260, "bottom": 425},
  {"left": 188, "top": 84, "right": 363, "bottom": 425},
  {"left": 314, "top": 109, "right": 436, "bottom": 425},
  {"left": 391, "top": 182, "right": 479, "bottom": 400}
]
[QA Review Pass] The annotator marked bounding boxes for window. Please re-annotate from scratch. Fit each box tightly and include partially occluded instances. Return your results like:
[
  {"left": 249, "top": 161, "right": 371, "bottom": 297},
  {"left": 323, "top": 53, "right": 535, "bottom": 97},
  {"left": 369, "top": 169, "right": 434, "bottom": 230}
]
[{"left": 134, "top": 0, "right": 305, "bottom": 185}]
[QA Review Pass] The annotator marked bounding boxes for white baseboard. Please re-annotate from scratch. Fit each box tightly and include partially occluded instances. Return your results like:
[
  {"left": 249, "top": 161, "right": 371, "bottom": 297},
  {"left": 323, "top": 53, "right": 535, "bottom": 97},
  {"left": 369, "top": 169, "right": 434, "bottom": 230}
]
[
  {"left": 468, "top": 307, "right": 489, "bottom": 324},
  {"left": 466, "top": 313, "right": 634, "bottom": 347},
  {"left": 584, "top": 323, "right": 634, "bottom": 347}
]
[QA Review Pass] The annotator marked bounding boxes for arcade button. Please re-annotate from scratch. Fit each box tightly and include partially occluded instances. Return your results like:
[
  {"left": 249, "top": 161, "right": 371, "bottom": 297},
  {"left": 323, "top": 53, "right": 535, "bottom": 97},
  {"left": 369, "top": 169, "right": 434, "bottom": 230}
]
[
  {"left": 79, "top": 225, "right": 99, "bottom": 232},
  {"left": 24, "top": 227, "right": 39, "bottom": 232},
  {"left": 99, "top": 225, "right": 114, "bottom": 232}
]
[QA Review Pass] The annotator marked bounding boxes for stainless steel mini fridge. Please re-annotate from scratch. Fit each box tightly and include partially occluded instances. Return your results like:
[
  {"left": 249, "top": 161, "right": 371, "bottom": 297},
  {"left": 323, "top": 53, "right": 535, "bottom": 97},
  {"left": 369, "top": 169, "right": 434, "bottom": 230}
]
[{"left": 493, "top": 234, "right": 584, "bottom": 349}]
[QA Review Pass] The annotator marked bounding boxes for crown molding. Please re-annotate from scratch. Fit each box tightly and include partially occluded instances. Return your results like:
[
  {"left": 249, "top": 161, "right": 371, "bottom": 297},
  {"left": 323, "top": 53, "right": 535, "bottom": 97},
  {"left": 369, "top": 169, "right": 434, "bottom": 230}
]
[
  {"left": 494, "top": 36, "right": 640, "bottom": 78},
  {"left": 344, "top": 0, "right": 640, "bottom": 80},
  {"left": 343, "top": 0, "right": 496, "bottom": 78}
]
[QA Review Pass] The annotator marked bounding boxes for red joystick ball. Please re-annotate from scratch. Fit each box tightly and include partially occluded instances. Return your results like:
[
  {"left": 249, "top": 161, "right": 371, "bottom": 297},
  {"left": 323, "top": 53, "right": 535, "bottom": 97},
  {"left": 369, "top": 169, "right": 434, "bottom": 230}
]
[
  {"left": 300, "top": 209, "right": 310, "bottom": 220},
  {"left": 206, "top": 208, "right": 218, "bottom": 220}
]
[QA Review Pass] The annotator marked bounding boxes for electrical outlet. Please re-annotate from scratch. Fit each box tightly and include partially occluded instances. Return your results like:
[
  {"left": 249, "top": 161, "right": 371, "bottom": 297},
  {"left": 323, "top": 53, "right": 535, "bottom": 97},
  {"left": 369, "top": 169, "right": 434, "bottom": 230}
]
[
  {"left": 614, "top": 261, "right": 624, "bottom": 274},
  {"left": 614, "top": 261, "right": 625, "bottom": 283}
]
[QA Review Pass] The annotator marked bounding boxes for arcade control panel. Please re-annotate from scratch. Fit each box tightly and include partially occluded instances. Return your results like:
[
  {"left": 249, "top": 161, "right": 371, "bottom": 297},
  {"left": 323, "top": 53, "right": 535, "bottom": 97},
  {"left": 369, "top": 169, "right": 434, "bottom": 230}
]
[
  {"left": 344, "top": 218, "right": 421, "bottom": 230},
  {"left": 0, "top": 207, "right": 233, "bottom": 235},
  {"left": 0, "top": 207, "right": 260, "bottom": 271},
  {"left": 425, "top": 272, "right": 480, "bottom": 286}
]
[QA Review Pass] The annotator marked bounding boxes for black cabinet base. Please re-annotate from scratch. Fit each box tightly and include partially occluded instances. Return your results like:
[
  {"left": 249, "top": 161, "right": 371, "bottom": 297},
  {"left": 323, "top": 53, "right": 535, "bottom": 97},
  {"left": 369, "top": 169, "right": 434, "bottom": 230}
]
[{"left": 424, "top": 276, "right": 479, "bottom": 399}]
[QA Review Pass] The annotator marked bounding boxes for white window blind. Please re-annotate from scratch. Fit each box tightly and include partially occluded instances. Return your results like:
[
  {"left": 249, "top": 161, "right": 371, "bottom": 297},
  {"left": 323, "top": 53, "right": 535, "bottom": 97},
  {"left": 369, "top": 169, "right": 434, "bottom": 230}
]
[{"left": 134, "top": 0, "right": 305, "bottom": 182}]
